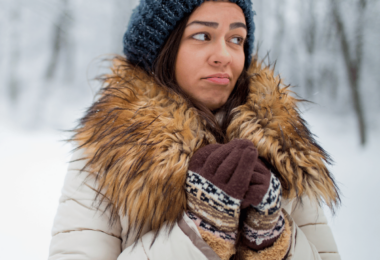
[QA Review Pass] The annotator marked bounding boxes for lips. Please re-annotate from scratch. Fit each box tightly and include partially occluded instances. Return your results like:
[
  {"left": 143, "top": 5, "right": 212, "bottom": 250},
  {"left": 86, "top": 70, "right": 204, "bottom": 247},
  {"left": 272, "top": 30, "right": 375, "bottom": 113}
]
[
  {"left": 203, "top": 73, "right": 231, "bottom": 85},
  {"left": 206, "top": 78, "right": 230, "bottom": 84}
]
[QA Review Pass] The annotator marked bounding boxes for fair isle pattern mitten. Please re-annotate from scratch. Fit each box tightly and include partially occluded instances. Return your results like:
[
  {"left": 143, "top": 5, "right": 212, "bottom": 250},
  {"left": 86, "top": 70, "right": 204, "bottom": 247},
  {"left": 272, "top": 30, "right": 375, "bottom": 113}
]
[
  {"left": 186, "top": 140, "right": 258, "bottom": 232},
  {"left": 185, "top": 170, "right": 240, "bottom": 260},
  {"left": 186, "top": 211, "right": 237, "bottom": 243},
  {"left": 185, "top": 140, "right": 259, "bottom": 259},
  {"left": 242, "top": 172, "right": 285, "bottom": 250},
  {"left": 186, "top": 170, "right": 241, "bottom": 234}
]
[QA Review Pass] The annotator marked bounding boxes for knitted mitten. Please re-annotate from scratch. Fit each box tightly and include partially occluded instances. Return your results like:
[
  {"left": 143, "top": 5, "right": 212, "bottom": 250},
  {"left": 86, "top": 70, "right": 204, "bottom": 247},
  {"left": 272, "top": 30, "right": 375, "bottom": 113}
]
[
  {"left": 241, "top": 160, "right": 285, "bottom": 251},
  {"left": 185, "top": 139, "right": 257, "bottom": 259}
]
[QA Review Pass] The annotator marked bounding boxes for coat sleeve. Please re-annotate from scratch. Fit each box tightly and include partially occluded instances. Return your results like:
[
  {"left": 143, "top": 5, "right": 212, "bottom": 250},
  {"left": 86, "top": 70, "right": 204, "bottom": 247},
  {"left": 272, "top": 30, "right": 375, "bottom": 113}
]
[
  {"left": 48, "top": 149, "right": 122, "bottom": 260},
  {"left": 287, "top": 196, "right": 341, "bottom": 260}
]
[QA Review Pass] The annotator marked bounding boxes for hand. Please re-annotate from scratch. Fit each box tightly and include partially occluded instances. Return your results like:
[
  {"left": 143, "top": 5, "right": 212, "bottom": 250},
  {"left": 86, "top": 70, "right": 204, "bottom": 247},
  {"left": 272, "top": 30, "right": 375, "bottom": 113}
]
[
  {"left": 185, "top": 139, "right": 258, "bottom": 236},
  {"left": 241, "top": 158, "right": 272, "bottom": 208},
  {"left": 188, "top": 139, "right": 257, "bottom": 200}
]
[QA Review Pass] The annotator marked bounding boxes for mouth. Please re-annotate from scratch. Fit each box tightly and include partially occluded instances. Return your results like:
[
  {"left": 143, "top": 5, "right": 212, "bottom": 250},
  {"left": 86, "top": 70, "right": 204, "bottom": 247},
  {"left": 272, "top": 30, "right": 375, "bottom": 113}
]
[
  {"left": 203, "top": 73, "right": 231, "bottom": 85},
  {"left": 204, "top": 77, "right": 230, "bottom": 84}
]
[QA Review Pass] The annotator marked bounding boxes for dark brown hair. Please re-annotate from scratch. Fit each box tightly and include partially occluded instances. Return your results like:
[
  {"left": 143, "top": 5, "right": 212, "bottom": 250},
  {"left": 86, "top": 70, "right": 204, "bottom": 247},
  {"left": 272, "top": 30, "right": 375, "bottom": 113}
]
[{"left": 152, "top": 13, "right": 252, "bottom": 144}]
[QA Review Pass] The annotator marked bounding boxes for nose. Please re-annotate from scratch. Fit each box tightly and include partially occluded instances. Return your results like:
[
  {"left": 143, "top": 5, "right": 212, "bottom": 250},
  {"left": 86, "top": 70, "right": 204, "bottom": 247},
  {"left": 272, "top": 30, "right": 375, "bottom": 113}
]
[{"left": 208, "top": 39, "right": 231, "bottom": 67}]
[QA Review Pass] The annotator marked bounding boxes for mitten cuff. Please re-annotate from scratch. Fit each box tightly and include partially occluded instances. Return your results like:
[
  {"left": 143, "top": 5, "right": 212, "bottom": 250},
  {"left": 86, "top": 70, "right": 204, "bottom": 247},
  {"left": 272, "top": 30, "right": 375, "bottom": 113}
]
[
  {"left": 186, "top": 170, "right": 241, "bottom": 232},
  {"left": 187, "top": 211, "right": 237, "bottom": 243},
  {"left": 240, "top": 214, "right": 292, "bottom": 260},
  {"left": 253, "top": 172, "right": 282, "bottom": 215},
  {"left": 197, "top": 224, "right": 236, "bottom": 260},
  {"left": 242, "top": 211, "right": 285, "bottom": 250}
]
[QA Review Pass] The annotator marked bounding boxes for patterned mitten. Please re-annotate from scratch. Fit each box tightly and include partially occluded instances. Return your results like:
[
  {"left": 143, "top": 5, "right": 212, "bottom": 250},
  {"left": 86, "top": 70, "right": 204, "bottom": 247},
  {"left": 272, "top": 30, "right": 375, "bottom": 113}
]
[
  {"left": 185, "top": 139, "right": 257, "bottom": 259},
  {"left": 241, "top": 160, "right": 285, "bottom": 251}
]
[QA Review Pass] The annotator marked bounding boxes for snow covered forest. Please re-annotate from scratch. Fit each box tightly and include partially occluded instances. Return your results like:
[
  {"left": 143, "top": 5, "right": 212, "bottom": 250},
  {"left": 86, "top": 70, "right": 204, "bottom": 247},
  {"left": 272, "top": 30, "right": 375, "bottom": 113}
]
[{"left": 0, "top": 0, "right": 379, "bottom": 259}]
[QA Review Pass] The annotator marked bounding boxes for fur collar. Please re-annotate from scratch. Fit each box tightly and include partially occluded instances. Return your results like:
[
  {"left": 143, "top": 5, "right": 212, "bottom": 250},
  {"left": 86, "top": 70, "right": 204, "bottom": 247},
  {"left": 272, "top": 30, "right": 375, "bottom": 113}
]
[{"left": 74, "top": 56, "right": 340, "bottom": 241}]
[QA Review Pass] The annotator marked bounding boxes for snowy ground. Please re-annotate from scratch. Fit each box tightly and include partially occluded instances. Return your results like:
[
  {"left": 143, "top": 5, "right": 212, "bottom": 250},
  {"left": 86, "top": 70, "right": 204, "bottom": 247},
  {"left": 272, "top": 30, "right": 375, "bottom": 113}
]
[
  {"left": 0, "top": 123, "right": 72, "bottom": 260},
  {"left": 304, "top": 110, "right": 380, "bottom": 259},
  {"left": 0, "top": 110, "right": 379, "bottom": 260}
]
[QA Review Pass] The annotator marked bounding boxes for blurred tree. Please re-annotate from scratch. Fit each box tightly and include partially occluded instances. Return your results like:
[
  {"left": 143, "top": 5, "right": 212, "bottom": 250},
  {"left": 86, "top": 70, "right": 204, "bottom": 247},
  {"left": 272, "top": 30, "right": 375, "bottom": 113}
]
[
  {"left": 300, "top": 0, "right": 317, "bottom": 98},
  {"left": 301, "top": 0, "right": 318, "bottom": 98},
  {"left": 45, "top": 0, "right": 74, "bottom": 82},
  {"left": 7, "top": 1, "right": 21, "bottom": 103},
  {"left": 273, "top": 0, "right": 286, "bottom": 59},
  {"left": 112, "top": 0, "right": 140, "bottom": 54},
  {"left": 330, "top": 0, "right": 367, "bottom": 145}
]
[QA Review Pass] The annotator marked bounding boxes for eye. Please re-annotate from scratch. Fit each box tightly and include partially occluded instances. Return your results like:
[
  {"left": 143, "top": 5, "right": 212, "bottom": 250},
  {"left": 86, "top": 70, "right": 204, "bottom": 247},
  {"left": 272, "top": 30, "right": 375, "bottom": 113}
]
[
  {"left": 230, "top": 36, "right": 244, "bottom": 45},
  {"left": 192, "top": 33, "right": 210, "bottom": 41}
]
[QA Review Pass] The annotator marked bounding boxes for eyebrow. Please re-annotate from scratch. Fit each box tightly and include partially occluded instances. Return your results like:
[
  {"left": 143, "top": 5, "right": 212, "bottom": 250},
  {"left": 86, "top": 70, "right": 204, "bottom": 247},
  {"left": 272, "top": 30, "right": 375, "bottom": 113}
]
[
  {"left": 186, "top": 20, "right": 247, "bottom": 30},
  {"left": 230, "top": 22, "right": 246, "bottom": 30}
]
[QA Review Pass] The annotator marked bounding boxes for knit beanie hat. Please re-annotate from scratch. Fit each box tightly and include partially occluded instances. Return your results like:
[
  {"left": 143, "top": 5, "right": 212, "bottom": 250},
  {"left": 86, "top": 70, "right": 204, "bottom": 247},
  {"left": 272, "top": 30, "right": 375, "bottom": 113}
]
[{"left": 123, "top": 0, "right": 255, "bottom": 73}]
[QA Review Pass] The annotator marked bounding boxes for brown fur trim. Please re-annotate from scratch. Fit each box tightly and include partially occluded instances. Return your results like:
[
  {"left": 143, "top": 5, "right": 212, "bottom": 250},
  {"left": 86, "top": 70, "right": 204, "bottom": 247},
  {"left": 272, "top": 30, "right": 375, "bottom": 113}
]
[
  {"left": 74, "top": 57, "right": 215, "bottom": 241},
  {"left": 240, "top": 215, "right": 292, "bottom": 260},
  {"left": 227, "top": 57, "right": 340, "bottom": 209},
  {"left": 73, "top": 55, "right": 340, "bottom": 244},
  {"left": 198, "top": 228, "right": 236, "bottom": 260}
]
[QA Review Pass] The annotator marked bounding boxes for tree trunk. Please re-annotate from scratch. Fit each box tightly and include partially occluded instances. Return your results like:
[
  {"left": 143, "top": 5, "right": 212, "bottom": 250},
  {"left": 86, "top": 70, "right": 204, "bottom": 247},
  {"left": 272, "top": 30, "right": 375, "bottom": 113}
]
[
  {"left": 302, "top": 0, "right": 317, "bottom": 99},
  {"left": 331, "top": 0, "right": 367, "bottom": 145},
  {"left": 273, "top": 0, "right": 286, "bottom": 60},
  {"left": 8, "top": 4, "right": 21, "bottom": 102},
  {"left": 349, "top": 67, "right": 366, "bottom": 144},
  {"left": 45, "top": 0, "right": 73, "bottom": 81}
]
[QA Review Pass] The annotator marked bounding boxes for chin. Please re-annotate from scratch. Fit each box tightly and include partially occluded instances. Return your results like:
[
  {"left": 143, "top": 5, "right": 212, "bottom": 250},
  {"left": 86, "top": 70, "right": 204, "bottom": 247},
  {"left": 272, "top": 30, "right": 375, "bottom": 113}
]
[
  {"left": 205, "top": 100, "right": 227, "bottom": 111},
  {"left": 197, "top": 94, "right": 229, "bottom": 111}
]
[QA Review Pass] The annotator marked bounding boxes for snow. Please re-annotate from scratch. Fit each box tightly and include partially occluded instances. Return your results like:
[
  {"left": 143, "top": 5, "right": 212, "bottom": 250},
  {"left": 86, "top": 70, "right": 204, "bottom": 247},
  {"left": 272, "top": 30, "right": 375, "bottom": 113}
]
[
  {"left": 0, "top": 109, "right": 379, "bottom": 259},
  {"left": 0, "top": 122, "right": 71, "bottom": 260},
  {"left": 303, "top": 110, "right": 380, "bottom": 259}
]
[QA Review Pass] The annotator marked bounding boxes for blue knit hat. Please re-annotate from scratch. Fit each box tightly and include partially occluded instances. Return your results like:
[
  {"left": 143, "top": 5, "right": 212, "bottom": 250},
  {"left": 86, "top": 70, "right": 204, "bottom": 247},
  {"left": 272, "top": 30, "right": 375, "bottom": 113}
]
[{"left": 123, "top": 0, "right": 255, "bottom": 72}]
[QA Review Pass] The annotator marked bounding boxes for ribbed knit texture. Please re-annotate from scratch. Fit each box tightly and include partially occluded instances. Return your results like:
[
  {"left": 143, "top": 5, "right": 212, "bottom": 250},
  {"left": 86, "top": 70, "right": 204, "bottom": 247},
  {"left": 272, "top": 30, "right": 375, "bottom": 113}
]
[{"left": 123, "top": 0, "right": 255, "bottom": 72}]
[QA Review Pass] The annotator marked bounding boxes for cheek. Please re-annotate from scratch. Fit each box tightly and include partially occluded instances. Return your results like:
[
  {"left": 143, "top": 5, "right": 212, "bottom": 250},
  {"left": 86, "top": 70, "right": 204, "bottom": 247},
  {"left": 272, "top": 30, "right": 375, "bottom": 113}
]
[
  {"left": 176, "top": 47, "right": 188, "bottom": 84},
  {"left": 230, "top": 52, "right": 245, "bottom": 89},
  {"left": 175, "top": 45, "right": 202, "bottom": 91},
  {"left": 234, "top": 52, "right": 245, "bottom": 77}
]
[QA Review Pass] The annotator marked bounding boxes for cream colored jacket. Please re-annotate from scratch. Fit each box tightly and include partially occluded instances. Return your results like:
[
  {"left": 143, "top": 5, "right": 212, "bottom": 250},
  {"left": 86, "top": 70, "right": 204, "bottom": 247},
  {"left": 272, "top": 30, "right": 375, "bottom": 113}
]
[{"left": 48, "top": 150, "right": 341, "bottom": 260}]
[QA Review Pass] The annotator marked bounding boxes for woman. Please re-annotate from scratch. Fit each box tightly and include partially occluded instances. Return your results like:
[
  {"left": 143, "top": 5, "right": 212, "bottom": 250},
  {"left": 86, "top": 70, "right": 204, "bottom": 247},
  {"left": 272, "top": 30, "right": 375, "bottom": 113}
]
[{"left": 49, "top": 0, "right": 341, "bottom": 259}]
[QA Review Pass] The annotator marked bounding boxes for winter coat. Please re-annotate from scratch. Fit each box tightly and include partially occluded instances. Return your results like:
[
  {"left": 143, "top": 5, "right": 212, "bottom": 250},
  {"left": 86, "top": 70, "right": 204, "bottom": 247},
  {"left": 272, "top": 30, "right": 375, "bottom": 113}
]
[{"left": 49, "top": 57, "right": 341, "bottom": 260}]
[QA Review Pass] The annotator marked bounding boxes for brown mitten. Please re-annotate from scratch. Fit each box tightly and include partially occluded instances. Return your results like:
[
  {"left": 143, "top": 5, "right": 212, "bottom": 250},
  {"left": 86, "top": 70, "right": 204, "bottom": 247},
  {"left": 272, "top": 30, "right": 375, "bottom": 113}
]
[
  {"left": 186, "top": 139, "right": 256, "bottom": 231},
  {"left": 185, "top": 139, "right": 257, "bottom": 259},
  {"left": 241, "top": 158, "right": 272, "bottom": 209}
]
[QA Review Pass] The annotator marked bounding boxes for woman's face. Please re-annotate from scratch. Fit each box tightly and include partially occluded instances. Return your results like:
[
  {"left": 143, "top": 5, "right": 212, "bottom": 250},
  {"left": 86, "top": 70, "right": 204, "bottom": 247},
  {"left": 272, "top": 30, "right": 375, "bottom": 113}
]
[{"left": 175, "top": 1, "right": 247, "bottom": 111}]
